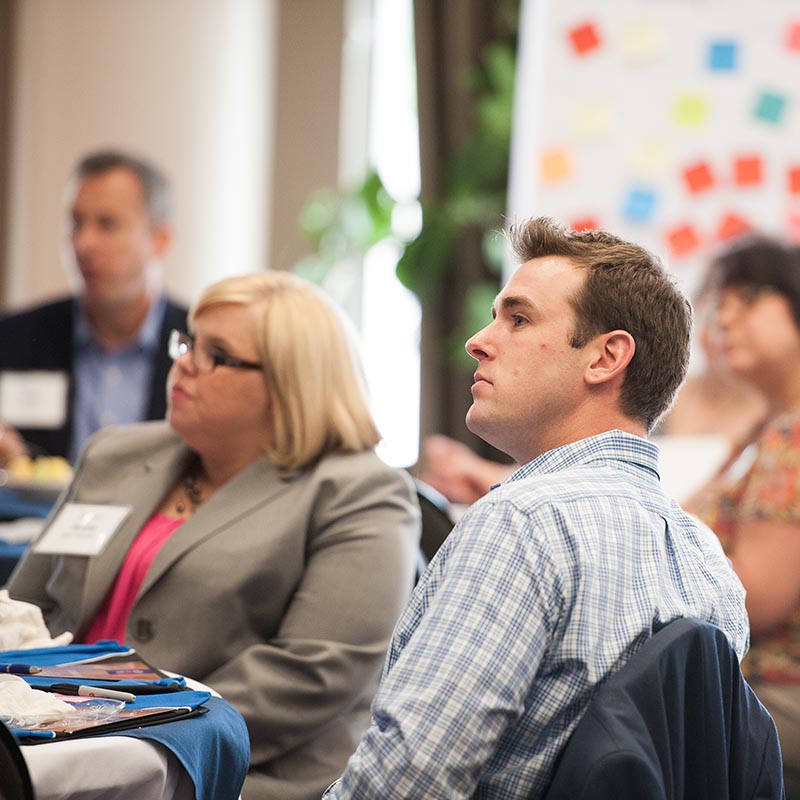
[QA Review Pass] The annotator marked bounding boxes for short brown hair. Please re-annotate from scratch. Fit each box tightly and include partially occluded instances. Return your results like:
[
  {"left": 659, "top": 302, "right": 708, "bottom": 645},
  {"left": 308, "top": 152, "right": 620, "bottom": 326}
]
[
  {"left": 73, "top": 149, "right": 171, "bottom": 225},
  {"left": 509, "top": 217, "right": 692, "bottom": 431}
]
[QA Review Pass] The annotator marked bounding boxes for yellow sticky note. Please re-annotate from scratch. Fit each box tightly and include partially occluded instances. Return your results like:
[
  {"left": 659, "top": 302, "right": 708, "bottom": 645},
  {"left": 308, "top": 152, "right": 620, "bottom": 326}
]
[
  {"left": 572, "top": 102, "right": 612, "bottom": 138},
  {"left": 539, "top": 148, "right": 573, "bottom": 183},
  {"left": 620, "top": 21, "right": 663, "bottom": 63},
  {"left": 630, "top": 138, "right": 670, "bottom": 179},
  {"left": 674, "top": 93, "right": 709, "bottom": 128}
]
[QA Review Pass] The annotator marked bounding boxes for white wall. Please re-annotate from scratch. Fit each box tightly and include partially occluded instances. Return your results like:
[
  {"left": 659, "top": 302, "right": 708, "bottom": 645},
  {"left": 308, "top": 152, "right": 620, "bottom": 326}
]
[{"left": 5, "top": 0, "right": 275, "bottom": 310}]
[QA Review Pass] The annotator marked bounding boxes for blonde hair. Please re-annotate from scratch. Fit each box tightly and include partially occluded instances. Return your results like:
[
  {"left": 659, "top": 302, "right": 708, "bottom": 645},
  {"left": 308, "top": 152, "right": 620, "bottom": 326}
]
[{"left": 190, "top": 272, "right": 381, "bottom": 470}]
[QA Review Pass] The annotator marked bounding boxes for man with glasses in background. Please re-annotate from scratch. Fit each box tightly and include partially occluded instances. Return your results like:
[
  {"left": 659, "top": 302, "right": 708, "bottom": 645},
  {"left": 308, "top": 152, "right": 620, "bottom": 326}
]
[{"left": 0, "top": 149, "right": 187, "bottom": 466}]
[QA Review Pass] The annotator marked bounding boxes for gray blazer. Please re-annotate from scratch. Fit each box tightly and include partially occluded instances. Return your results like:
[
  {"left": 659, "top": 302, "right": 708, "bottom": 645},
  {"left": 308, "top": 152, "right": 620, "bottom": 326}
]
[{"left": 8, "top": 421, "right": 421, "bottom": 800}]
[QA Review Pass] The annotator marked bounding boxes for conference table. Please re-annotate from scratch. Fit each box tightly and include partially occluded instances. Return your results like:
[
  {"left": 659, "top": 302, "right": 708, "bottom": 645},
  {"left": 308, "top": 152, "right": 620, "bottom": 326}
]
[
  {"left": 22, "top": 733, "right": 197, "bottom": 800},
  {"left": 3, "top": 644, "right": 250, "bottom": 800}
]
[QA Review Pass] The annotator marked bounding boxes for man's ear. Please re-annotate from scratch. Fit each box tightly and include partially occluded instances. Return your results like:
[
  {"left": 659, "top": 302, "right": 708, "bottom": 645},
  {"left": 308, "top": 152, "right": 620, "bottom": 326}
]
[
  {"left": 585, "top": 330, "right": 635, "bottom": 385},
  {"left": 150, "top": 223, "right": 173, "bottom": 259}
]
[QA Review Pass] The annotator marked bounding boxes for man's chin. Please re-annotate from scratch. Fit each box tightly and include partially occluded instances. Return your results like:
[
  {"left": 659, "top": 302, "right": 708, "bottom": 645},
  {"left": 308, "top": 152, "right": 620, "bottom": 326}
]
[{"left": 466, "top": 408, "right": 494, "bottom": 446}]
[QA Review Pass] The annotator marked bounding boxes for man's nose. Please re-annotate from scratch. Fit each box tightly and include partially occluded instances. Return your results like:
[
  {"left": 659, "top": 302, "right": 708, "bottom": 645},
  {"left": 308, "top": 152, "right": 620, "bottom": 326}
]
[
  {"left": 72, "top": 223, "right": 99, "bottom": 254},
  {"left": 466, "top": 325, "right": 492, "bottom": 361}
]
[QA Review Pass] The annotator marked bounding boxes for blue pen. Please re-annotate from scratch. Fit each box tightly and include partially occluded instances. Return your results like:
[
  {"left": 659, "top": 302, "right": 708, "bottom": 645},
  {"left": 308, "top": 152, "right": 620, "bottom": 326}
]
[
  {"left": 0, "top": 663, "right": 41, "bottom": 675},
  {"left": 8, "top": 728, "right": 56, "bottom": 740}
]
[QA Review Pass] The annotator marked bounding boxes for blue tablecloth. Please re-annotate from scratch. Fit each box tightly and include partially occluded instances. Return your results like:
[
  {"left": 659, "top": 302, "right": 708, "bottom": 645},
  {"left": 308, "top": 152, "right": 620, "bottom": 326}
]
[
  {"left": 1, "top": 643, "right": 250, "bottom": 800},
  {"left": 0, "top": 488, "right": 56, "bottom": 521}
]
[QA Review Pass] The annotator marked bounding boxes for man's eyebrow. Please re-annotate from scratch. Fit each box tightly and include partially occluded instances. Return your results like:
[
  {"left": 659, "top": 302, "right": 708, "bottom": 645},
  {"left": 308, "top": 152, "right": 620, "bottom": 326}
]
[{"left": 492, "top": 295, "right": 537, "bottom": 316}]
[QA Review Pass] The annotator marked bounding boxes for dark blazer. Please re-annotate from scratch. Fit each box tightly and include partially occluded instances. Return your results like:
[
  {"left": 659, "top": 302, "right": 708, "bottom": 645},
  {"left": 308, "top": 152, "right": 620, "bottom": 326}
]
[
  {"left": 8, "top": 421, "right": 421, "bottom": 800},
  {"left": 0, "top": 296, "right": 187, "bottom": 459},
  {"left": 544, "top": 617, "right": 785, "bottom": 800}
]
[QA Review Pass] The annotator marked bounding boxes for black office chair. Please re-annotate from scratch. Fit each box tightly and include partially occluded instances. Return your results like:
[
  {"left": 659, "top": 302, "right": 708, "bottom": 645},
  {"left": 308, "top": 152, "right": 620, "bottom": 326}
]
[
  {"left": 414, "top": 479, "right": 456, "bottom": 569},
  {"left": 0, "top": 719, "right": 34, "bottom": 800},
  {"left": 544, "top": 617, "right": 784, "bottom": 800}
]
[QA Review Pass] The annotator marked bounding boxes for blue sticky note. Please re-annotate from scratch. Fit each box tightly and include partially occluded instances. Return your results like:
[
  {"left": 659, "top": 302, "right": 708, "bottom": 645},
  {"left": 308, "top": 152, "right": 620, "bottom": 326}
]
[
  {"left": 622, "top": 188, "right": 657, "bottom": 223},
  {"left": 754, "top": 91, "right": 787, "bottom": 124},
  {"left": 708, "top": 41, "right": 737, "bottom": 71}
]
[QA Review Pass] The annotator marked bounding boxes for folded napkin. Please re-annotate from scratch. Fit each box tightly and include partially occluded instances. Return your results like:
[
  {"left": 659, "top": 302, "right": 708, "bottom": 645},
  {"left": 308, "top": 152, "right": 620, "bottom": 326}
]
[
  {"left": 0, "top": 674, "right": 72, "bottom": 728},
  {"left": 0, "top": 590, "right": 73, "bottom": 651}
]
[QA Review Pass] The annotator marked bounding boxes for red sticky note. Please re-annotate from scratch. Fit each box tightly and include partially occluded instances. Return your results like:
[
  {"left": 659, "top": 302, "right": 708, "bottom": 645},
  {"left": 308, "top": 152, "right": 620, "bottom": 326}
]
[
  {"left": 569, "top": 22, "right": 601, "bottom": 55},
  {"left": 571, "top": 216, "right": 600, "bottom": 232},
  {"left": 733, "top": 155, "right": 763, "bottom": 186},
  {"left": 666, "top": 224, "right": 701, "bottom": 258},
  {"left": 717, "top": 213, "right": 751, "bottom": 241},
  {"left": 788, "top": 166, "right": 800, "bottom": 194},
  {"left": 786, "top": 21, "right": 800, "bottom": 52},
  {"left": 683, "top": 161, "right": 715, "bottom": 194}
]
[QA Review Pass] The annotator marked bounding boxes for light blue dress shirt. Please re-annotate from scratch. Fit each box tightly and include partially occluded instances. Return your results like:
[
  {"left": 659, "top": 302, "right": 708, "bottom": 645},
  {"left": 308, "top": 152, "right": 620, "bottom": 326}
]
[
  {"left": 324, "top": 430, "right": 749, "bottom": 799},
  {"left": 70, "top": 297, "right": 167, "bottom": 462}
]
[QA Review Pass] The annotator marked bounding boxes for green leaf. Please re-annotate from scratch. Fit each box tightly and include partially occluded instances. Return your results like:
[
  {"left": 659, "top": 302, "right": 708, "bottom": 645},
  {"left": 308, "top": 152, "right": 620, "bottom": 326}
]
[{"left": 396, "top": 206, "right": 456, "bottom": 301}]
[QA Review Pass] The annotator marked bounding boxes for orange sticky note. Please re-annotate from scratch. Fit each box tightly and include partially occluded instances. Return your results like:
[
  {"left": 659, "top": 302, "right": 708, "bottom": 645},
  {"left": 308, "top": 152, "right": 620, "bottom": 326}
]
[
  {"left": 540, "top": 148, "right": 573, "bottom": 183},
  {"left": 733, "top": 155, "right": 763, "bottom": 186},
  {"left": 717, "top": 213, "right": 751, "bottom": 241},
  {"left": 568, "top": 22, "right": 602, "bottom": 55},
  {"left": 571, "top": 216, "right": 600, "bottom": 232},
  {"left": 683, "top": 161, "right": 715, "bottom": 194},
  {"left": 788, "top": 166, "right": 800, "bottom": 194},
  {"left": 666, "top": 223, "right": 701, "bottom": 258}
]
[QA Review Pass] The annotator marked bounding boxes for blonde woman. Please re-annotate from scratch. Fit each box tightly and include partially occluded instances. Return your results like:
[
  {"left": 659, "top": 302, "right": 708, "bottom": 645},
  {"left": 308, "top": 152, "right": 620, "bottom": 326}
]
[{"left": 8, "top": 272, "right": 421, "bottom": 800}]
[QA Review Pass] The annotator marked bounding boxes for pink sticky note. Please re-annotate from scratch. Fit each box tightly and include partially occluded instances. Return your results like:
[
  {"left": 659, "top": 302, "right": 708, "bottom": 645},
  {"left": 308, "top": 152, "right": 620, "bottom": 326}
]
[
  {"left": 717, "top": 213, "right": 752, "bottom": 242},
  {"left": 787, "top": 210, "right": 800, "bottom": 243},
  {"left": 733, "top": 155, "right": 763, "bottom": 187},
  {"left": 666, "top": 223, "right": 702, "bottom": 258},
  {"left": 540, "top": 148, "right": 573, "bottom": 183},
  {"left": 683, "top": 161, "right": 715, "bottom": 194},
  {"left": 786, "top": 21, "right": 800, "bottom": 52},
  {"left": 568, "top": 22, "right": 602, "bottom": 55}
]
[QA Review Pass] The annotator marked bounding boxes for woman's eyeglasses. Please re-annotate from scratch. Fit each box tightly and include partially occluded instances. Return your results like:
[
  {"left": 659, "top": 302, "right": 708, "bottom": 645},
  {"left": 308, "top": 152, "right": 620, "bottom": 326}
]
[{"left": 168, "top": 329, "right": 262, "bottom": 373}]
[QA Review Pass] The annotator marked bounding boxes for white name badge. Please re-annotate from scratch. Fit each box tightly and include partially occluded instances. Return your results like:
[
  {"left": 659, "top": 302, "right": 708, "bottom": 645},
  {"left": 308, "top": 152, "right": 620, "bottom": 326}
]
[
  {"left": 33, "top": 503, "right": 132, "bottom": 557},
  {"left": 0, "top": 371, "right": 68, "bottom": 429}
]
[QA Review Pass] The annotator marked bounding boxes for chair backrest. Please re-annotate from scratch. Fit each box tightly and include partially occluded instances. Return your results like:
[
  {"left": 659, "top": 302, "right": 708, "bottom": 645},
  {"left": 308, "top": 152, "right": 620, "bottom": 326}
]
[
  {"left": 544, "top": 617, "right": 785, "bottom": 800},
  {"left": 0, "top": 719, "right": 34, "bottom": 800},
  {"left": 414, "top": 479, "right": 455, "bottom": 567}
]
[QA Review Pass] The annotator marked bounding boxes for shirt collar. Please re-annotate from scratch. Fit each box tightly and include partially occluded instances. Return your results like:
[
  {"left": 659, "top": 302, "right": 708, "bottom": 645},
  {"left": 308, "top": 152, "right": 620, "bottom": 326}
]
[
  {"left": 73, "top": 296, "right": 166, "bottom": 353},
  {"left": 500, "top": 430, "right": 661, "bottom": 487}
]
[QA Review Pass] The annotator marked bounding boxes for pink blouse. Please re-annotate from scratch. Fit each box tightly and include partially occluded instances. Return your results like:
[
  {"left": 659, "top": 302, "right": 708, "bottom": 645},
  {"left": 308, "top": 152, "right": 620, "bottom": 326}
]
[{"left": 82, "top": 513, "right": 184, "bottom": 644}]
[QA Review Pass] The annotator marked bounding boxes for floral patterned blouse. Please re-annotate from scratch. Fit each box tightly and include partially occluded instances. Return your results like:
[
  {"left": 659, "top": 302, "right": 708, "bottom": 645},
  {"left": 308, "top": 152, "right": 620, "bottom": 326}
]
[{"left": 687, "top": 410, "right": 800, "bottom": 684}]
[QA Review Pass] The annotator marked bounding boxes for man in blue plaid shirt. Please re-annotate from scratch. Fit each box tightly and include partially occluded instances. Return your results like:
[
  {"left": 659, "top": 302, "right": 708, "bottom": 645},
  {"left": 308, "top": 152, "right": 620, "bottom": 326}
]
[{"left": 324, "top": 217, "right": 749, "bottom": 799}]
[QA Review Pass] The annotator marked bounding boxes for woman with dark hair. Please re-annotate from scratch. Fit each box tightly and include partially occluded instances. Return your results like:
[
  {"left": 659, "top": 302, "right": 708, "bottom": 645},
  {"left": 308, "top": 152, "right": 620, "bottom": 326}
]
[{"left": 686, "top": 235, "right": 800, "bottom": 794}]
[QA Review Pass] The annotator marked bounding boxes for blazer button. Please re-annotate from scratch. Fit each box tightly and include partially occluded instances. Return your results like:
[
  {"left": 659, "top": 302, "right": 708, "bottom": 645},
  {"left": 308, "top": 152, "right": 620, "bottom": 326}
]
[{"left": 134, "top": 618, "right": 154, "bottom": 642}]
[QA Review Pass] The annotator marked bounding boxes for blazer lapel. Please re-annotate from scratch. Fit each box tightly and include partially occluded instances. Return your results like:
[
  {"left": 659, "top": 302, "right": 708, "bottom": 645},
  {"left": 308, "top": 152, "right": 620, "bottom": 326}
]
[
  {"left": 77, "top": 440, "right": 192, "bottom": 627},
  {"left": 137, "top": 457, "right": 299, "bottom": 598}
]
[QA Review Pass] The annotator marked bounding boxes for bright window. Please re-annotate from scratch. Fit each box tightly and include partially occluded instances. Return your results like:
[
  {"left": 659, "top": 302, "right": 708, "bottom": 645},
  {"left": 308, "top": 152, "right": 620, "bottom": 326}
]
[{"left": 360, "top": 0, "right": 422, "bottom": 468}]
